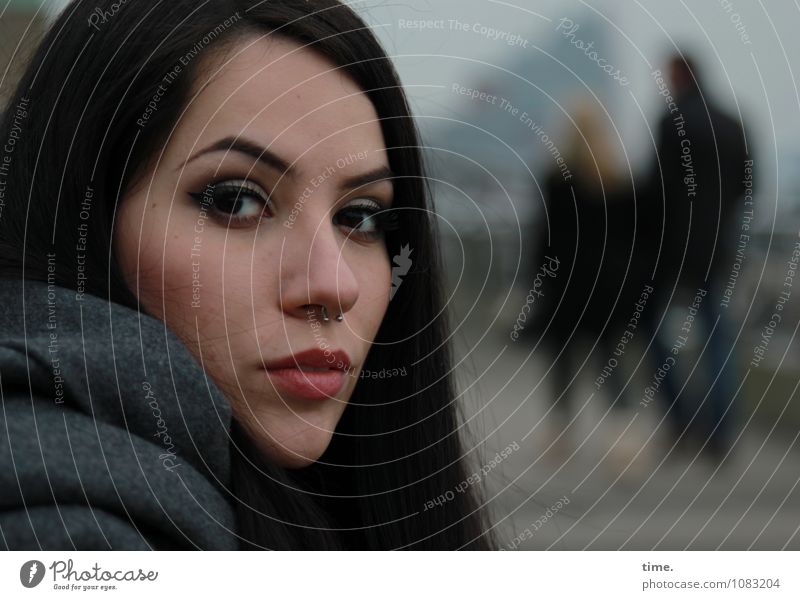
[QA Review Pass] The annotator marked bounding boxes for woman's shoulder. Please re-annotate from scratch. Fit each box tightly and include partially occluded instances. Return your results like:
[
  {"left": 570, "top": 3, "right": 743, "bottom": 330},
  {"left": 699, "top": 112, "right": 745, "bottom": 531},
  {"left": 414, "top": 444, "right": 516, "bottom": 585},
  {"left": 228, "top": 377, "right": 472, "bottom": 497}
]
[{"left": 0, "top": 279, "right": 238, "bottom": 550}]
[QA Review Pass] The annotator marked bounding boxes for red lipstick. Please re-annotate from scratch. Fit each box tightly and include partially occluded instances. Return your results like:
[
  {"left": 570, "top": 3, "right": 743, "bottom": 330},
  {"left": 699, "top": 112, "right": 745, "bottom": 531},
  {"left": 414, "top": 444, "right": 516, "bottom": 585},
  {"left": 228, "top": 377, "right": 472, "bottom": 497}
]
[{"left": 263, "top": 348, "right": 351, "bottom": 400}]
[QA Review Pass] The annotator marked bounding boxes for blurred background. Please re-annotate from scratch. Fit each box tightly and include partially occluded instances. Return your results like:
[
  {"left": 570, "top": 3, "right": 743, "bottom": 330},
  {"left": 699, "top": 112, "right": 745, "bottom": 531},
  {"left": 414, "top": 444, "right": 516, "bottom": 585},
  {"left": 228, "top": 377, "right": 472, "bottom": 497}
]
[{"left": 4, "top": 0, "right": 800, "bottom": 549}]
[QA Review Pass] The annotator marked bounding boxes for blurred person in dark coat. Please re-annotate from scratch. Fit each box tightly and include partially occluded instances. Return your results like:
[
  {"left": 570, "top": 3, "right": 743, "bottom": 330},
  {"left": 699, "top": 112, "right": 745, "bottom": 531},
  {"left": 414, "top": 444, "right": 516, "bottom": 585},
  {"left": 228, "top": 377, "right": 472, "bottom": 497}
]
[
  {"left": 641, "top": 52, "right": 752, "bottom": 462},
  {"left": 526, "top": 104, "right": 640, "bottom": 459}
]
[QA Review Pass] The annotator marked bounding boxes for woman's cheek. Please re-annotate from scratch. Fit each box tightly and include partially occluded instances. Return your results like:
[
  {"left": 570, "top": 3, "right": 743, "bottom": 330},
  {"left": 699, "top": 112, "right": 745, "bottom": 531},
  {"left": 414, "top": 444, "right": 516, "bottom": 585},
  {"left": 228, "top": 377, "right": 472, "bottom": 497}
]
[{"left": 362, "top": 249, "right": 392, "bottom": 329}]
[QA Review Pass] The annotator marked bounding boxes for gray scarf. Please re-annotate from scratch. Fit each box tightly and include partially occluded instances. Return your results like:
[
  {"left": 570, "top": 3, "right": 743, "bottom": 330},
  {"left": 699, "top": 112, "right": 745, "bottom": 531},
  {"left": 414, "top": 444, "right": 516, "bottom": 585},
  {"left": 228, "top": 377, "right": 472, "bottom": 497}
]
[{"left": 0, "top": 278, "right": 237, "bottom": 549}]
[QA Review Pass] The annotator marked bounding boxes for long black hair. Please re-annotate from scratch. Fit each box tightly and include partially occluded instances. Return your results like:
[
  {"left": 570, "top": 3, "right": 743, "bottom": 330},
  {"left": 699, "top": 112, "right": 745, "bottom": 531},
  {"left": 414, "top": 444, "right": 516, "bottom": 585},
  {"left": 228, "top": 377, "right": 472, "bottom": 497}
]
[{"left": 0, "top": 0, "right": 498, "bottom": 549}]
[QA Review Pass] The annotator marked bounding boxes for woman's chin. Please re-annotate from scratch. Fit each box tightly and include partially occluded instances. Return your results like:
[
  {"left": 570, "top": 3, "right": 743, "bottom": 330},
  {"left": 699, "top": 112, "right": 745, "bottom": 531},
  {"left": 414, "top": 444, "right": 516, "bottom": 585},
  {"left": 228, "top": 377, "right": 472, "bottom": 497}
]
[
  {"left": 241, "top": 420, "right": 335, "bottom": 469},
  {"left": 263, "top": 440, "right": 331, "bottom": 469}
]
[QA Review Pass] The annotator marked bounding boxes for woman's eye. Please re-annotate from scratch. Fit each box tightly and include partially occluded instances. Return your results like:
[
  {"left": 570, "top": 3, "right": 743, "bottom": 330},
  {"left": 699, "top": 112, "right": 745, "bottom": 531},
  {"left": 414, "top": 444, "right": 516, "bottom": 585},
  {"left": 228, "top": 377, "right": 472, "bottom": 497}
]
[
  {"left": 188, "top": 179, "right": 272, "bottom": 227},
  {"left": 333, "top": 201, "right": 399, "bottom": 241}
]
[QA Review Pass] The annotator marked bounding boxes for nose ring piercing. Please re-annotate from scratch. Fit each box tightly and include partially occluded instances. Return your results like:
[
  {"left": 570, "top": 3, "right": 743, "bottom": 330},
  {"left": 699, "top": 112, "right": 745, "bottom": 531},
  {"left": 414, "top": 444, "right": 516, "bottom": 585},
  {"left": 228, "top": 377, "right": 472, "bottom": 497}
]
[{"left": 319, "top": 306, "right": 343, "bottom": 322}]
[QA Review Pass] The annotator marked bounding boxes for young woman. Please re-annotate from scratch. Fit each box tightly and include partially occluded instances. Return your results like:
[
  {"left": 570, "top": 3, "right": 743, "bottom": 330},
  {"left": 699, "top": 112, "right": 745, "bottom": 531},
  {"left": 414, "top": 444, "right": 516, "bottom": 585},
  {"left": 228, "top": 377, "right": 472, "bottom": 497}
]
[{"left": 0, "top": 0, "right": 497, "bottom": 550}]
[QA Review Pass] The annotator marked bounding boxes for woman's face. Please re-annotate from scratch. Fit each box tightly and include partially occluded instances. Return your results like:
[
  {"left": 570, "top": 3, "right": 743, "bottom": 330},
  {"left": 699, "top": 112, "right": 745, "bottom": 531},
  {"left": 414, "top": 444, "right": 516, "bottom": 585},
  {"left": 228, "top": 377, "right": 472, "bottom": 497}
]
[{"left": 115, "top": 35, "right": 393, "bottom": 468}]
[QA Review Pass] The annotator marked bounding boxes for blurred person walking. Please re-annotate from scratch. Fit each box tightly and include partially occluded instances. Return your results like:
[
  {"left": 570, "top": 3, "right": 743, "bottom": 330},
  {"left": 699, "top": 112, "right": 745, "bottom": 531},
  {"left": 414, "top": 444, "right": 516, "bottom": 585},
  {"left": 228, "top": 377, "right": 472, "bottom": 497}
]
[
  {"left": 525, "top": 104, "right": 640, "bottom": 462},
  {"left": 641, "top": 52, "right": 751, "bottom": 463}
]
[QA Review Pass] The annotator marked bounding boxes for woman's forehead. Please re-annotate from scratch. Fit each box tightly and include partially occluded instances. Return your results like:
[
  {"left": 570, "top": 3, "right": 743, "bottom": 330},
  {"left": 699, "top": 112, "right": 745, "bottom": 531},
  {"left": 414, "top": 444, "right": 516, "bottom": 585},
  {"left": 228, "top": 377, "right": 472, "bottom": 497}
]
[
  {"left": 177, "top": 34, "right": 385, "bottom": 169},
  {"left": 188, "top": 35, "right": 375, "bottom": 126}
]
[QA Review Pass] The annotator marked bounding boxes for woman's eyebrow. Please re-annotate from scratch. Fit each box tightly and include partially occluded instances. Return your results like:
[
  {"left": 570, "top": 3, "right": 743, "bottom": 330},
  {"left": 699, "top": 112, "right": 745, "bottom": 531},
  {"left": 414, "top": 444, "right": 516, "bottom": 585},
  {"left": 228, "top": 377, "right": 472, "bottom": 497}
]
[
  {"left": 178, "top": 135, "right": 396, "bottom": 190},
  {"left": 338, "top": 165, "right": 395, "bottom": 191},
  {"left": 179, "top": 136, "right": 291, "bottom": 174}
]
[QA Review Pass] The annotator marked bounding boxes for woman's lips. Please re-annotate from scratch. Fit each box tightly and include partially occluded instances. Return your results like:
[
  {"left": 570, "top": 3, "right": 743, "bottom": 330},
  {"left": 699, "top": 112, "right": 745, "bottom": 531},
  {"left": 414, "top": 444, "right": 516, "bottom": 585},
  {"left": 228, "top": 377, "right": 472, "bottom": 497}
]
[
  {"left": 262, "top": 347, "right": 351, "bottom": 400},
  {"left": 264, "top": 367, "right": 345, "bottom": 400}
]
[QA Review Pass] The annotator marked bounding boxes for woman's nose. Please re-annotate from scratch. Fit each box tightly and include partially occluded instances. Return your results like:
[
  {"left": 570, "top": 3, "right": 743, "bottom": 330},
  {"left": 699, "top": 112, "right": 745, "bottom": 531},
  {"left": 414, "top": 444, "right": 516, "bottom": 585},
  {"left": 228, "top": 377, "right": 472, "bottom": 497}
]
[{"left": 279, "top": 219, "right": 359, "bottom": 321}]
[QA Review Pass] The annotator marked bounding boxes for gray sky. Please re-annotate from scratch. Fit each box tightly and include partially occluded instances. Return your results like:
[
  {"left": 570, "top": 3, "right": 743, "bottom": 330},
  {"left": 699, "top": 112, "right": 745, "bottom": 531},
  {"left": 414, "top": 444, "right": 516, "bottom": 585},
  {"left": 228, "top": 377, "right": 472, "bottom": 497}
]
[{"left": 358, "top": 1, "right": 798, "bottom": 177}]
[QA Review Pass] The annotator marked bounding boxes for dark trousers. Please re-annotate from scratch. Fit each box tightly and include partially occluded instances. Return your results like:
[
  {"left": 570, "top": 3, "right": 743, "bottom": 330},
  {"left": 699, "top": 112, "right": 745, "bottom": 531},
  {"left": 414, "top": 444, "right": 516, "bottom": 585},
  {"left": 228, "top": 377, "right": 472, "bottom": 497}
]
[{"left": 641, "top": 280, "right": 739, "bottom": 455}]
